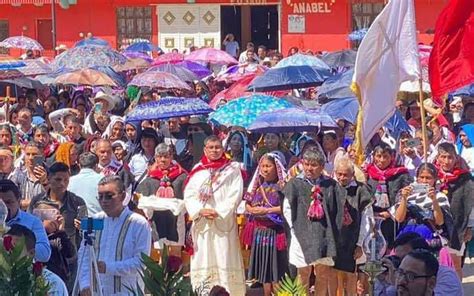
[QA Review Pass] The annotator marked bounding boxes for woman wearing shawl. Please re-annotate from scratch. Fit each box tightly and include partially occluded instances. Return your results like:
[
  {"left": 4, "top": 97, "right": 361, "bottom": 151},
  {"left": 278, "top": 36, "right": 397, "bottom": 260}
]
[
  {"left": 435, "top": 142, "right": 473, "bottom": 278},
  {"left": 224, "top": 131, "right": 253, "bottom": 174},
  {"left": 125, "top": 121, "right": 142, "bottom": 159},
  {"left": 366, "top": 142, "right": 413, "bottom": 248},
  {"left": 136, "top": 143, "right": 188, "bottom": 257},
  {"left": 456, "top": 124, "right": 474, "bottom": 175},
  {"left": 102, "top": 116, "right": 126, "bottom": 142},
  {"left": 241, "top": 153, "right": 288, "bottom": 296},
  {"left": 394, "top": 163, "right": 452, "bottom": 266}
]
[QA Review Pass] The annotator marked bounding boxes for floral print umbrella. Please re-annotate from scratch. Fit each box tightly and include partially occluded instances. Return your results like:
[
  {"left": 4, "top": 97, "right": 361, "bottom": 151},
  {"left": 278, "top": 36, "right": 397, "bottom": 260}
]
[
  {"left": 126, "top": 97, "right": 213, "bottom": 121},
  {"left": 208, "top": 94, "right": 294, "bottom": 128},
  {"left": 0, "top": 36, "right": 44, "bottom": 51},
  {"left": 52, "top": 45, "right": 127, "bottom": 70}
]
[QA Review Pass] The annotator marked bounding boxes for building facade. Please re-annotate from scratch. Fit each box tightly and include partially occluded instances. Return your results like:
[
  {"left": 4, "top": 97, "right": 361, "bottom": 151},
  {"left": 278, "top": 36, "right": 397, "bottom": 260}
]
[{"left": 0, "top": 0, "right": 446, "bottom": 57}]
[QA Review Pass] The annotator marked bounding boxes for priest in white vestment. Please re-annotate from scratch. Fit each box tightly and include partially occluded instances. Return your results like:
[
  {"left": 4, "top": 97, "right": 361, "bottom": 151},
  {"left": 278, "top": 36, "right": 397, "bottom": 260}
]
[
  {"left": 184, "top": 135, "right": 246, "bottom": 295},
  {"left": 78, "top": 175, "right": 151, "bottom": 296}
]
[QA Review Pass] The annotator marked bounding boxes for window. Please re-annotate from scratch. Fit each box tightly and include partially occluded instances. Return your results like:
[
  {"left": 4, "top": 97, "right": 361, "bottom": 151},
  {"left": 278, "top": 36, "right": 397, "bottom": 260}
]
[
  {"left": 116, "top": 7, "right": 153, "bottom": 50},
  {"left": 351, "top": 2, "right": 385, "bottom": 49},
  {"left": 0, "top": 20, "right": 8, "bottom": 54}
]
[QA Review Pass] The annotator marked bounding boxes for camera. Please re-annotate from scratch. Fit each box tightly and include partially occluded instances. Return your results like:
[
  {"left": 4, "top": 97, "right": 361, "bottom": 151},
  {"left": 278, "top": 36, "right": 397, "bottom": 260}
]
[
  {"left": 80, "top": 217, "right": 104, "bottom": 231},
  {"left": 411, "top": 183, "right": 429, "bottom": 194}
]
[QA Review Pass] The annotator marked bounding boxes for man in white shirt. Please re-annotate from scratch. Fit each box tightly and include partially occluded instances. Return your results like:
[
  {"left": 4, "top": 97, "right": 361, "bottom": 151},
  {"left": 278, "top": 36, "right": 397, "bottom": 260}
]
[{"left": 78, "top": 175, "right": 151, "bottom": 296}]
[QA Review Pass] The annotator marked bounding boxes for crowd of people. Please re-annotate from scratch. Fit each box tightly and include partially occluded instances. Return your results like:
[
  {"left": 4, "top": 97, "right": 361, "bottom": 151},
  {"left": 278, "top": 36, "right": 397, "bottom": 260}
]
[{"left": 0, "top": 40, "right": 473, "bottom": 296}]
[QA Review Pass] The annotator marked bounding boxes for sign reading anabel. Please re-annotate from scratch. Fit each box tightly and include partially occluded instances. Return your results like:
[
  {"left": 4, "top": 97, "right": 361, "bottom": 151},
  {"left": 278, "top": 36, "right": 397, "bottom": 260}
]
[{"left": 286, "top": 0, "right": 336, "bottom": 14}]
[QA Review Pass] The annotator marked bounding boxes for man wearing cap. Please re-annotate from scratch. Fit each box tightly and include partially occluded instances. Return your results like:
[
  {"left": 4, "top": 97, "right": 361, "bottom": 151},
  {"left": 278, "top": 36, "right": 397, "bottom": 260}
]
[
  {"left": 83, "top": 91, "right": 116, "bottom": 136},
  {"left": 0, "top": 179, "right": 51, "bottom": 262}
]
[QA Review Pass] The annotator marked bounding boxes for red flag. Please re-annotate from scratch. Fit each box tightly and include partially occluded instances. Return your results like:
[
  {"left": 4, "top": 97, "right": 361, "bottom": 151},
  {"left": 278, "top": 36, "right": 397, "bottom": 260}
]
[{"left": 429, "top": 0, "right": 474, "bottom": 103}]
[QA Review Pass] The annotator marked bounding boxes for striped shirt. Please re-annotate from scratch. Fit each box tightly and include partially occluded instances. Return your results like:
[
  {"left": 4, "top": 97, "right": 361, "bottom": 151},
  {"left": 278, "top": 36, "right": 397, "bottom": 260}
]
[{"left": 9, "top": 166, "right": 46, "bottom": 202}]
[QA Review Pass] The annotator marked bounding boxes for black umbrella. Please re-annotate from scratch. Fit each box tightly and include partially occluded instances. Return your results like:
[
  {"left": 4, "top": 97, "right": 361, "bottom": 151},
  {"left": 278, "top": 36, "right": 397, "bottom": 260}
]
[{"left": 321, "top": 50, "right": 357, "bottom": 68}]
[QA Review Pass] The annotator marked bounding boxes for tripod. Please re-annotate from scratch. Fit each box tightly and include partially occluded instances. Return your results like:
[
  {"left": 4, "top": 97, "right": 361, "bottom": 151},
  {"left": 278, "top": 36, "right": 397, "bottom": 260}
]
[{"left": 72, "top": 227, "right": 104, "bottom": 296}]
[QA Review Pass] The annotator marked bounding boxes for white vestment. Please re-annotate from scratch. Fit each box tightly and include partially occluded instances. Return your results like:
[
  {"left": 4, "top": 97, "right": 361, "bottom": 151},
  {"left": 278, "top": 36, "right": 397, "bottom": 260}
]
[
  {"left": 78, "top": 208, "right": 151, "bottom": 296},
  {"left": 184, "top": 161, "right": 246, "bottom": 295}
]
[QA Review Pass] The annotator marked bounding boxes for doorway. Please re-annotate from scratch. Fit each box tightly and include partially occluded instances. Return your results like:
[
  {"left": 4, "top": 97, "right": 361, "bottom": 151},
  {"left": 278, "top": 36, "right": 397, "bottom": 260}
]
[
  {"left": 36, "top": 19, "right": 53, "bottom": 50},
  {"left": 220, "top": 5, "right": 279, "bottom": 52},
  {"left": 220, "top": 6, "right": 242, "bottom": 50},
  {"left": 250, "top": 5, "right": 278, "bottom": 50}
]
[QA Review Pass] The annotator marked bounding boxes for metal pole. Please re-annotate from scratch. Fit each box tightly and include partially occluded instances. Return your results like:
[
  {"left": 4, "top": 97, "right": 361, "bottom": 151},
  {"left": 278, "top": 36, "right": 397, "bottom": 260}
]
[{"left": 51, "top": 0, "right": 57, "bottom": 55}]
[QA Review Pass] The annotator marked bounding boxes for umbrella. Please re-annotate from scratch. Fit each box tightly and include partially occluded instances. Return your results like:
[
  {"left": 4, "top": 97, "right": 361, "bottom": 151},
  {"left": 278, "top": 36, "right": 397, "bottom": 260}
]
[
  {"left": 125, "top": 41, "right": 160, "bottom": 53},
  {"left": 152, "top": 53, "right": 184, "bottom": 66},
  {"left": 248, "top": 107, "right": 337, "bottom": 133},
  {"left": 18, "top": 59, "right": 52, "bottom": 76},
  {"left": 129, "top": 72, "right": 191, "bottom": 90},
  {"left": 0, "top": 59, "right": 25, "bottom": 70},
  {"left": 90, "top": 66, "right": 126, "bottom": 87},
  {"left": 275, "top": 53, "right": 330, "bottom": 70},
  {"left": 321, "top": 97, "right": 410, "bottom": 138},
  {"left": 175, "top": 61, "right": 211, "bottom": 78},
  {"left": 54, "top": 68, "right": 117, "bottom": 86},
  {"left": 35, "top": 67, "right": 72, "bottom": 85},
  {"left": 147, "top": 63, "right": 197, "bottom": 82},
  {"left": 53, "top": 45, "right": 127, "bottom": 70},
  {"left": 216, "top": 64, "right": 267, "bottom": 82},
  {"left": 209, "top": 73, "right": 288, "bottom": 109},
  {"left": 126, "top": 97, "right": 213, "bottom": 121},
  {"left": 451, "top": 84, "right": 474, "bottom": 97},
  {"left": 122, "top": 51, "right": 153, "bottom": 63},
  {"left": 113, "top": 58, "right": 150, "bottom": 72},
  {"left": 2, "top": 77, "right": 44, "bottom": 89},
  {"left": 75, "top": 37, "right": 110, "bottom": 47},
  {"left": 0, "top": 36, "right": 44, "bottom": 51},
  {"left": 348, "top": 28, "right": 368, "bottom": 41},
  {"left": 185, "top": 48, "right": 238, "bottom": 65},
  {"left": 248, "top": 65, "right": 332, "bottom": 92},
  {"left": 208, "top": 94, "right": 294, "bottom": 128},
  {"left": 321, "top": 50, "right": 357, "bottom": 68},
  {"left": 0, "top": 69, "right": 23, "bottom": 80},
  {"left": 318, "top": 69, "right": 354, "bottom": 99}
]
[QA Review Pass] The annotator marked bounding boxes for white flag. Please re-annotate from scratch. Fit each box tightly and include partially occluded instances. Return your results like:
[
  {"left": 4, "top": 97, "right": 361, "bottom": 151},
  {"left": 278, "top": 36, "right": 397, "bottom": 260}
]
[{"left": 352, "top": 0, "right": 420, "bottom": 155}]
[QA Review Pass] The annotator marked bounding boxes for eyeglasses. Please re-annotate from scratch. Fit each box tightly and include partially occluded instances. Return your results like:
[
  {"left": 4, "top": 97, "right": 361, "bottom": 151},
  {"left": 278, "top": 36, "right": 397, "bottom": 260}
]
[
  {"left": 98, "top": 192, "right": 117, "bottom": 201},
  {"left": 395, "top": 269, "right": 434, "bottom": 282}
]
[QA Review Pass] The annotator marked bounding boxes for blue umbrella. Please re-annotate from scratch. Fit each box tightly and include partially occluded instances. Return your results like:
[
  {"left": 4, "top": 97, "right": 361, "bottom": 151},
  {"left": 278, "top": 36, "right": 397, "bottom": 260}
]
[
  {"left": 248, "top": 107, "right": 337, "bottom": 133},
  {"left": 318, "top": 69, "right": 354, "bottom": 99},
  {"left": 75, "top": 37, "right": 110, "bottom": 47},
  {"left": 91, "top": 66, "right": 127, "bottom": 87},
  {"left": 248, "top": 65, "right": 332, "bottom": 92},
  {"left": 348, "top": 28, "right": 368, "bottom": 41},
  {"left": 126, "top": 97, "right": 212, "bottom": 121},
  {"left": 275, "top": 53, "right": 330, "bottom": 70},
  {"left": 125, "top": 41, "right": 160, "bottom": 53},
  {"left": 209, "top": 94, "right": 294, "bottom": 128},
  {"left": 321, "top": 50, "right": 357, "bottom": 68},
  {"left": 321, "top": 97, "right": 410, "bottom": 139},
  {"left": 451, "top": 84, "right": 474, "bottom": 97},
  {"left": 0, "top": 60, "right": 25, "bottom": 70}
]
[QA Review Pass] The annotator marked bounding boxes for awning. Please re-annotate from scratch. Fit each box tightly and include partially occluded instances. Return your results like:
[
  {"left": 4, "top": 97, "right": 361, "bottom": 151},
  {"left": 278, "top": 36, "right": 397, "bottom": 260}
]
[{"left": 0, "top": 0, "right": 76, "bottom": 8}]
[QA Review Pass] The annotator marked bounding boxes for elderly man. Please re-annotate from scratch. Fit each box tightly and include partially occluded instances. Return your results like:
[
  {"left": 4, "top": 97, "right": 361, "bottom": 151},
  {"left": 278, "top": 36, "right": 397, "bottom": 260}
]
[
  {"left": 0, "top": 179, "right": 51, "bottom": 262},
  {"left": 136, "top": 143, "right": 187, "bottom": 257},
  {"left": 282, "top": 148, "right": 340, "bottom": 295},
  {"left": 184, "top": 135, "right": 245, "bottom": 295},
  {"left": 78, "top": 175, "right": 151, "bottom": 296},
  {"left": 95, "top": 139, "right": 133, "bottom": 193}
]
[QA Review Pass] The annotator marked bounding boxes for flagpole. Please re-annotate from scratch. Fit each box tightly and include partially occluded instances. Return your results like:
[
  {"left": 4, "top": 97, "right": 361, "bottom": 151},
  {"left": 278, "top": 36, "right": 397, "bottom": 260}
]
[{"left": 418, "top": 78, "right": 429, "bottom": 162}]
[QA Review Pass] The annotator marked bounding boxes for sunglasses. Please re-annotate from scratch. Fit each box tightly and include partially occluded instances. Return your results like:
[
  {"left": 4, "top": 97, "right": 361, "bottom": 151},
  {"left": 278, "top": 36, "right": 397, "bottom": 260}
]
[{"left": 98, "top": 192, "right": 117, "bottom": 201}]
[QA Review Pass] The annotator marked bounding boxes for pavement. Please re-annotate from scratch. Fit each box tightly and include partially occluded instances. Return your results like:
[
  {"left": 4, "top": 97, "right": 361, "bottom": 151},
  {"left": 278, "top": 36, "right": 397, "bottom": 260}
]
[{"left": 463, "top": 262, "right": 474, "bottom": 294}]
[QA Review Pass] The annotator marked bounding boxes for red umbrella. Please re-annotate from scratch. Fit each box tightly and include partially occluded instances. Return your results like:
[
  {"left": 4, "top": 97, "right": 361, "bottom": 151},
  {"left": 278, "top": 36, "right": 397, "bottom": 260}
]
[
  {"left": 152, "top": 53, "right": 184, "bottom": 66},
  {"left": 209, "top": 74, "right": 287, "bottom": 109}
]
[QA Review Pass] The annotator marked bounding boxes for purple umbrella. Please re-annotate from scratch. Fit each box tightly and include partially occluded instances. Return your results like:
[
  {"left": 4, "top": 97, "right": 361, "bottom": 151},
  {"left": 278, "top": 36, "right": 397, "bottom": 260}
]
[
  {"left": 147, "top": 63, "right": 197, "bottom": 82},
  {"left": 122, "top": 51, "right": 153, "bottom": 63},
  {"left": 175, "top": 61, "right": 211, "bottom": 79},
  {"left": 0, "top": 36, "right": 44, "bottom": 51},
  {"left": 129, "top": 72, "right": 191, "bottom": 90},
  {"left": 185, "top": 48, "right": 238, "bottom": 65},
  {"left": 18, "top": 60, "right": 52, "bottom": 76}
]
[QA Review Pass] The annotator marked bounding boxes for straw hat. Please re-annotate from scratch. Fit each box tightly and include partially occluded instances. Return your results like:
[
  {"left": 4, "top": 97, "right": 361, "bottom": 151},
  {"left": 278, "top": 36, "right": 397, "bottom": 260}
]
[{"left": 93, "top": 91, "right": 115, "bottom": 111}]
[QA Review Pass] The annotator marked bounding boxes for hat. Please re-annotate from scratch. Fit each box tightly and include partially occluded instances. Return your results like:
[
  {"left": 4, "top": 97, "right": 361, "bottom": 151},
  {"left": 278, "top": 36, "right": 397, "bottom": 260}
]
[
  {"left": 55, "top": 44, "right": 68, "bottom": 51},
  {"left": 263, "top": 57, "right": 271, "bottom": 63},
  {"left": 112, "top": 140, "right": 127, "bottom": 150},
  {"left": 93, "top": 91, "right": 116, "bottom": 111},
  {"left": 141, "top": 128, "right": 161, "bottom": 144}
]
